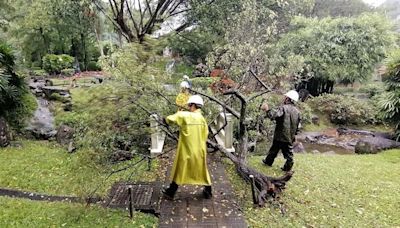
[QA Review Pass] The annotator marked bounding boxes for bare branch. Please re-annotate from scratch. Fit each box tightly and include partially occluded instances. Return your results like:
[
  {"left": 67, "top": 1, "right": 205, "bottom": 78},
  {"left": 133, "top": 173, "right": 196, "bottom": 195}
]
[
  {"left": 249, "top": 69, "right": 271, "bottom": 91},
  {"left": 246, "top": 90, "right": 270, "bottom": 103},
  {"left": 223, "top": 90, "right": 246, "bottom": 104},
  {"left": 92, "top": 0, "right": 130, "bottom": 41},
  {"left": 145, "top": 0, "right": 153, "bottom": 16},
  {"left": 126, "top": 1, "right": 141, "bottom": 36},
  {"left": 190, "top": 89, "right": 240, "bottom": 119}
]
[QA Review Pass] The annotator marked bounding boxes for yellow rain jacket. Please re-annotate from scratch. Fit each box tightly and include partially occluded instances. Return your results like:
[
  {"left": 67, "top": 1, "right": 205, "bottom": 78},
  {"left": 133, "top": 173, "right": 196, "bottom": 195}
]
[
  {"left": 166, "top": 110, "right": 212, "bottom": 186},
  {"left": 175, "top": 92, "right": 190, "bottom": 111}
]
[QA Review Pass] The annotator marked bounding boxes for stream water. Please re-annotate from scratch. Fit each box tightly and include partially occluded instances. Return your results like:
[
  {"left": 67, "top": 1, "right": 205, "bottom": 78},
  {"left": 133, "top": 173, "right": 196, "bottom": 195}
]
[
  {"left": 25, "top": 97, "right": 56, "bottom": 139},
  {"left": 301, "top": 142, "right": 354, "bottom": 155}
]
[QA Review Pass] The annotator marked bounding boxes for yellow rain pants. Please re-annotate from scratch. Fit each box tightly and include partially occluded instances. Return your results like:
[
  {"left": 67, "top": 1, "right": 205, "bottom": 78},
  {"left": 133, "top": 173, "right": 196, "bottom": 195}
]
[{"left": 166, "top": 110, "right": 212, "bottom": 186}]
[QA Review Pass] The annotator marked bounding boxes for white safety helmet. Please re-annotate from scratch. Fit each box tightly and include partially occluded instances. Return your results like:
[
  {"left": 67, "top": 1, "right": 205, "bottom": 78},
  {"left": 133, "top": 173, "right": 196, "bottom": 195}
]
[
  {"left": 284, "top": 90, "right": 299, "bottom": 102},
  {"left": 187, "top": 95, "right": 204, "bottom": 106},
  {"left": 183, "top": 75, "right": 189, "bottom": 80},
  {"left": 180, "top": 81, "right": 190, "bottom": 89}
]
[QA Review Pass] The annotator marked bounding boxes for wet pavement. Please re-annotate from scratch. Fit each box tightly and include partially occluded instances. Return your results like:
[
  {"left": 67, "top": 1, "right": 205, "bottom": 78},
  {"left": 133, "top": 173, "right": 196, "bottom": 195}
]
[{"left": 159, "top": 153, "right": 247, "bottom": 228}]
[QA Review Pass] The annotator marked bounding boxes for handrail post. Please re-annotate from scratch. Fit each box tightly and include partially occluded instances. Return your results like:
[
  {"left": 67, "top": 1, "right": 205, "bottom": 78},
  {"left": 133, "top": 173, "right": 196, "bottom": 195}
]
[{"left": 149, "top": 114, "right": 166, "bottom": 155}]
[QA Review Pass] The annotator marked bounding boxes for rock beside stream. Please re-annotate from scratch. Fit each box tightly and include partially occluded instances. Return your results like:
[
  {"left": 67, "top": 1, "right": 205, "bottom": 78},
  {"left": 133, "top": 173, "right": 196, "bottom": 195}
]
[
  {"left": 355, "top": 137, "right": 400, "bottom": 154},
  {"left": 56, "top": 125, "right": 74, "bottom": 146}
]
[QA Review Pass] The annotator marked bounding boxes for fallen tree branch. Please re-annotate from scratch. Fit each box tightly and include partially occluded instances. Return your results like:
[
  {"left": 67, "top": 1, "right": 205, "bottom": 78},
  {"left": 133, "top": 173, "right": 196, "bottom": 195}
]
[
  {"left": 207, "top": 140, "right": 293, "bottom": 206},
  {"left": 249, "top": 69, "right": 272, "bottom": 91},
  {"left": 190, "top": 89, "right": 240, "bottom": 118}
]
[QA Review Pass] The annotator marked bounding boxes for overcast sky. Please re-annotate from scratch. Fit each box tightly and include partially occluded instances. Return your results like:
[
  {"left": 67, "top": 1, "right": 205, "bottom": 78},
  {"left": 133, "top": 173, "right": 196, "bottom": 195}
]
[{"left": 362, "top": 0, "right": 386, "bottom": 7}]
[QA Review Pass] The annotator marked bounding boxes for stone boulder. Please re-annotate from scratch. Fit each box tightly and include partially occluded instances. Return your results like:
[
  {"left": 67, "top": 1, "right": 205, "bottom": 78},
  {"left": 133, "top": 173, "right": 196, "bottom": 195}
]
[
  {"left": 311, "top": 115, "right": 320, "bottom": 125},
  {"left": 355, "top": 137, "right": 400, "bottom": 154},
  {"left": 0, "top": 117, "right": 11, "bottom": 147},
  {"left": 293, "top": 142, "right": 305, "bottom": 153},
  {"left": 56, "top": 125, "right": 74, "bottom": 146}
]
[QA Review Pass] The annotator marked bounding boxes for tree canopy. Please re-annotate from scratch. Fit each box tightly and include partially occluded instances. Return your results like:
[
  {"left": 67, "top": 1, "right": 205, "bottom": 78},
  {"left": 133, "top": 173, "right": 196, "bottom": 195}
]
[{"left": 278, "top": 13, "right": 397, "bottom": 95}]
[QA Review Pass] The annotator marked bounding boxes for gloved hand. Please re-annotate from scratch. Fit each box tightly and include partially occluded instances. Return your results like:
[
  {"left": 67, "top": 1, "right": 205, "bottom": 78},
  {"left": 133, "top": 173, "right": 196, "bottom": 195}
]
[{"left": 161, "top": 117, "right": 168, "bottom": 126}]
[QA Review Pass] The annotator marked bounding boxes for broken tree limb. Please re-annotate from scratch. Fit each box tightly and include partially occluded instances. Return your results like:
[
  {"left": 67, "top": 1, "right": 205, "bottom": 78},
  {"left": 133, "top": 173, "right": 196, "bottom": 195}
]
[
  {"left": 207, "top": 140, "right": 293, "bottom": 206},
  {"left": 249, "top": 69, "right": 272, "bottom": 91},
  {"left": 190, "top": 89, "right": 241, "bottom": 119}
]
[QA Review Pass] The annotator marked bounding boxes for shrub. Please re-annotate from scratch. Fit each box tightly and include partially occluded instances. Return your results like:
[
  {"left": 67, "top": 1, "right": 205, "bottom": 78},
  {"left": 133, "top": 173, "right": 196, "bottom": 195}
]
[
  {"left": 32, "top": 69, "right": 47, "bottom": 77},
  {"left": 49, "top": 93, "right": 69, "bottom": 103},
  {"left": 298, "top": 102, "right": 313, "bottom": 125},
  {"left": 191, "top": 77, "right": 218, "bottom": 90},
  {"left": 1, "top": 41, "right": 35, "bottom": 130},
  {"left": 61, "top": 68, "right": 75, "bottom": 77},
  {"left": 56, "top": 42, "right": 173, "bottom": 163},
  {"left": 358, "top": 83, "right": 385, "bottom": 98},
  {"left": 379, "top": 49, "right": 400, "bottom": 140},
  {"left": 87, "top": 61, "right": 101, "bottom": 71},
  {"left": 308, "top": 93, "right": 379, "bottom": 125},
  {"left": 42, "top": 54, "right": 74, "bottom": 74}
]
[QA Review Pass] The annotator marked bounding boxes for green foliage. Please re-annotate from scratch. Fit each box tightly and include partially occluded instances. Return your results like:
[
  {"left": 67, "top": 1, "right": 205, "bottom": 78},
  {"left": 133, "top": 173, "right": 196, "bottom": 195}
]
[
  {"left": 298, "top": 101, "right": 313, "bottom": 125},
  {"left": 49, "top": 93, "right": 68, "bottom": 103},
  {"left": 311, "top": 0, "right": 371, "bottom": 18},
  {"left": 279, "top": 13, "right": 397, "bottom": 93},
  {"left": 308, "top": 93, "right": 380, "bottom": 125},
  {"left": 32, "top": 69, "right": 47, "bottom": 77},
  {"left": 0, "top": 41, "right": 34, "bottom": 129},
  {"left": 168, "top": 29, "right": 222, "bottom": 63},
  {"left": 5, "top": 0, "right": 98, "bottom": 69},
  {"left": 87, "top": 61, "right": 101, "bottom": 71},
  {"left": 56, "top": 41, "right": 175, "bottom": 162},
  {"left": 358, "top": 82, "right": 385, "bottom": 98},
  {"left": 42, "top": 54, "right": 74, "bottom": 74},
  {"left": 0, "top": 140, "right": 159, "bottom": 197},
  {"left": 3, "top": 92, "right": 37, "bottom": 130},
  {"left": 206, "top": 0, "right": 313, "bottom": 89},
  {"left": 226, "top": 151, "right": 400, "bottom": 227},
  {"left": 379, "top": 49, "right": 400, "bottom": 140},
  {"left": 60, "top": 68, "right": 75, "bottom": 77},
  {"left": 191, "top": 77, "right": 218, "bottom": 90},
  {"left": 0, "top": 196, "right": 158, "bottom": 227}
]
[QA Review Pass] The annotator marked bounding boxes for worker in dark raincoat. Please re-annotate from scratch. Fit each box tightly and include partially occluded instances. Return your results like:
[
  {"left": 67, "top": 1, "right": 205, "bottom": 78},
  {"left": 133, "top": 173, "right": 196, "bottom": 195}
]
[
  {"left": 162, "top": 95, "right": 212, "bottom": 199},
  {"left": 262, "top": 90, "right": 301, "bottom": 172}
]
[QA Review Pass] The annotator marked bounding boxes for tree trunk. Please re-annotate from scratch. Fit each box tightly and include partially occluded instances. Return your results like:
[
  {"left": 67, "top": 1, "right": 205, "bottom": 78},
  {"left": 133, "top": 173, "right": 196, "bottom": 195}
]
[
  {"left": 80, "top": 32, "right": 87, "bottom": 71},
  {"left": 208, "top": 140, "right": 293, "bottom": 206},
  {"left": 94, "top": 27, "right": 104, "bottom": 57}
]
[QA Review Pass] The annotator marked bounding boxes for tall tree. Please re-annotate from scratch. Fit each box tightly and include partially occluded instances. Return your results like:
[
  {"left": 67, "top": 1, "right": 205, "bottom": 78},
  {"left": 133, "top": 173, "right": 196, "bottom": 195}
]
[
  {"left": 207, "top": 0, "right": 312, "bottom": 89},
  {"left": 278, "top": 13, "right": 396, "bottom": 96},
  {"left": 311, "top": 0, "right": 372, "bottom": 18},
  {"left": 92, "top": 0, "right": 191, "bottom": 43},
  {"left": 3, "top": 0, "right": 99, "bottom": 69},
  {"left": 379, "top": 49, "right": 400, "bottom": 140}
]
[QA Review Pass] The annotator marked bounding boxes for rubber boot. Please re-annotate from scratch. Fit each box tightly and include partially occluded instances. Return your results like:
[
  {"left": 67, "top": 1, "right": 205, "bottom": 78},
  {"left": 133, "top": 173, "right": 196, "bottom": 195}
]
[
  {"left": 162, "top": 182, "right": 178, "bottom": 200},
  {"left": 281, "top": 160, "right": 293, "bottom": 172},
  {"left": 203, "top": 186, "right": 212, "bottom": 199}
]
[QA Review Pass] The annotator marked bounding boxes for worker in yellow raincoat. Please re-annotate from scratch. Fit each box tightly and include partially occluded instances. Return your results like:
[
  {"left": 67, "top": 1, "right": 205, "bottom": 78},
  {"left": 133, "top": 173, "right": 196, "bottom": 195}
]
[
  {"left": 175, "top": 81, "right": 190, "bottom": 111},
  {"left": 162, "top": 95, "right": 212, "bottom": 199}
]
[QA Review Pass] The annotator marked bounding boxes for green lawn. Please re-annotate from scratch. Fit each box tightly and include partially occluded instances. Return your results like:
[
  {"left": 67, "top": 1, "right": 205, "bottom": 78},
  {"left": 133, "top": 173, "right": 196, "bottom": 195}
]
[
  {"left": 225, "top": 150, "right": 400, "bottom": 227},
  {"left": 0, "top": 196, "right": 157, "bottom": 227},
  {"left": 0, "top": 140, "right": 159, "bottom": 197}
]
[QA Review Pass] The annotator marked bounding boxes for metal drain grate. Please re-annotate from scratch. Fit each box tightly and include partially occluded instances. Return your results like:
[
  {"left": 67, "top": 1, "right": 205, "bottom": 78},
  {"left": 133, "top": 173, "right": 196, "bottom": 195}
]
[{"left": 105, "top": 182, "right": 160, "bottom": 214}]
